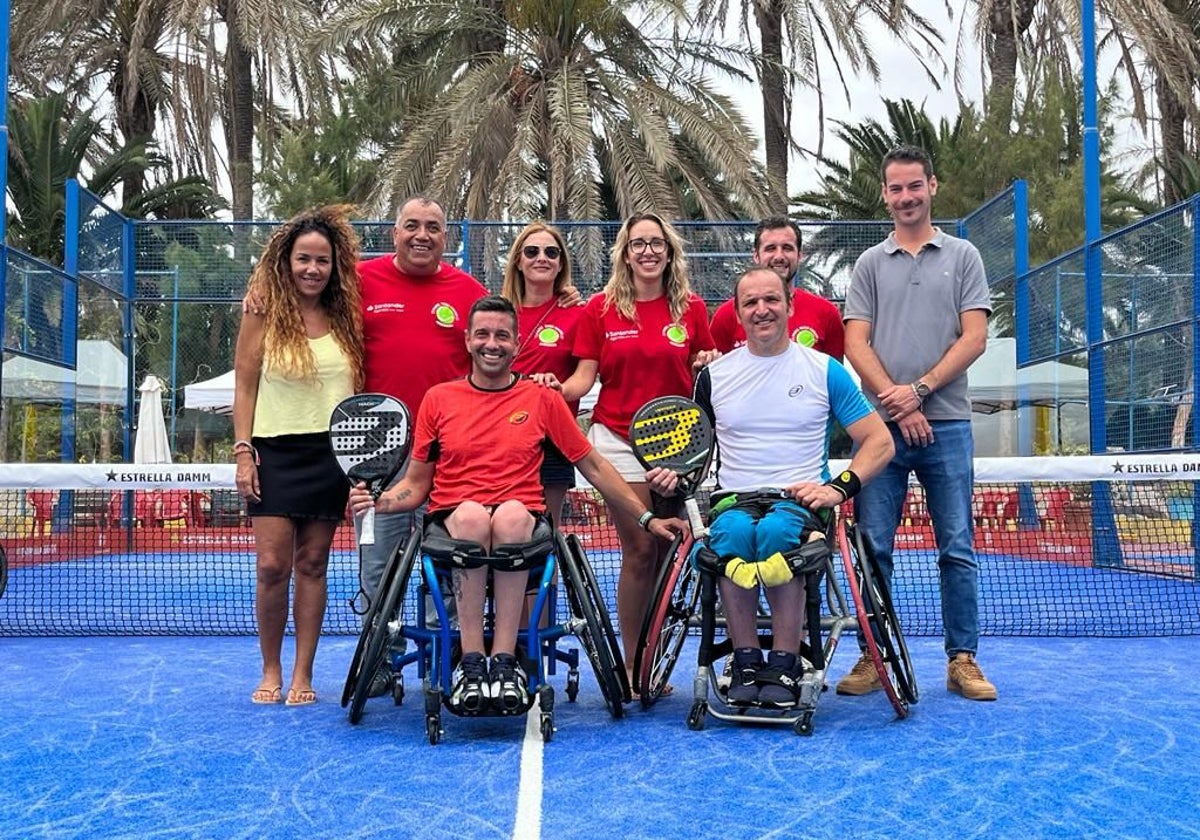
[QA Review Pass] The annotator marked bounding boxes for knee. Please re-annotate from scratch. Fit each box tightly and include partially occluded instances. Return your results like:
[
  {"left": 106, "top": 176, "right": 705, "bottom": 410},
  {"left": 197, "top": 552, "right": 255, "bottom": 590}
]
[
  {"left": 446, "top": 502, "right": 492, "bottom": 542},
  {"left": 293, "top": 548, "right": 330, "bottom": 580},
  {"left": 256, "top": 554, "right": 291, "bottom": 587},
  {"left": 490, "top": 501, "right": 534, "bottom": 544}
]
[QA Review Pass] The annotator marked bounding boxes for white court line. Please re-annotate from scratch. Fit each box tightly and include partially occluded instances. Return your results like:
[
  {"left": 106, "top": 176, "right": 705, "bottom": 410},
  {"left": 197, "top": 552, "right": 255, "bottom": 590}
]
[{"left": 512, "top": 695, "right": 544, "bottom": 840}]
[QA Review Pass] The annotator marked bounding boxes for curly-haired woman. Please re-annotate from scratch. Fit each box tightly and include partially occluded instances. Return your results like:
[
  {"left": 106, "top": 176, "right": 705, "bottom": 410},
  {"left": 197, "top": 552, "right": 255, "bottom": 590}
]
[{"left": 233, "top": 206, "right": 365, "bottom": 706}]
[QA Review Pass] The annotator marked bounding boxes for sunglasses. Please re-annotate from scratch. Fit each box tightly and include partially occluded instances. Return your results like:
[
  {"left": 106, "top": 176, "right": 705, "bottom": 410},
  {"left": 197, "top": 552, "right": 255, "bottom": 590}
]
[{"left": 522, "top": 244, "right": 562, "bottom": 260}]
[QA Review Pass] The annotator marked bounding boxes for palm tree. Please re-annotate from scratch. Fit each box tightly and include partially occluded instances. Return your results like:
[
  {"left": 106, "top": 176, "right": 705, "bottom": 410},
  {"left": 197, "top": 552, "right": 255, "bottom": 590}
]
[
  {"left": 170, "top": 0, "right": 339, "bottom": 219},
  {"left": 693, "top": 0, "right": 945, "bottom": 213},
  {"left": 5, "top": 93, "right": 220, "bottom": 264},
  {"left": 319, "top": 0, "right": 771, "bottom": 223}
]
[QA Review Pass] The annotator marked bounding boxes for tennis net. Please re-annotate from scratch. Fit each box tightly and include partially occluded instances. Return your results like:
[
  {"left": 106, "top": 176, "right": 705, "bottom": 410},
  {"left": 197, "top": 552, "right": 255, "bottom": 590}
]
[{"left": 1, "top": 456, "right": 1198, "bottom": 636}]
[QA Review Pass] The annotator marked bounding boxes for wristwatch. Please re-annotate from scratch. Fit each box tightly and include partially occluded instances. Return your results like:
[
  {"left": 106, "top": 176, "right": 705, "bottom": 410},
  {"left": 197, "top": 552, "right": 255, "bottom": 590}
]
[{"left": 912, "top": 380, "right": 932, "bottom": 400}]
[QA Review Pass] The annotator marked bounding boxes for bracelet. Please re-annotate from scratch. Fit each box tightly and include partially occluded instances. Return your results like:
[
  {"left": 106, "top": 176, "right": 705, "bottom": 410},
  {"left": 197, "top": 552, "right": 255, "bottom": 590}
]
[
  {"left": 232, "top": 440, "right": 260, "bottom": 465},
  {"left": 637, "top": 510, "right": 655, "bottom": 531},
  {"left": 824, "top": 469, "right": 862, "bottom": 502}
]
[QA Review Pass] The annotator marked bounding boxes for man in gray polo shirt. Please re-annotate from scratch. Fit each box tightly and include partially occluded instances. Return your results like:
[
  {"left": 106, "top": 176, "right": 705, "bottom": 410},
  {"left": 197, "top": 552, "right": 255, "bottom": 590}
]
[{"left": 838, "top": 145, "right": 997, "bottom": 701}]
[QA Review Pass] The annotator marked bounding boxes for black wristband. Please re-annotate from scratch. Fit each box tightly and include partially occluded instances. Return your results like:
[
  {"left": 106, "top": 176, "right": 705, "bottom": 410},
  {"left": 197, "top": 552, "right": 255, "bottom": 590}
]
[
  {"left": 637, "top": 510, "right": 655, "bottom": 531},
  {"left": 825, "top": 469, "right": 862, "bottom": 501}
]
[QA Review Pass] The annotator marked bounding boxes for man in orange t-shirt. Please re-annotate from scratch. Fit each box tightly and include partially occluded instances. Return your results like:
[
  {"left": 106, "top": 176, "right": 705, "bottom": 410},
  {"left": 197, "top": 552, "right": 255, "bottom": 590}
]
[{"left": 350, "top": 296, "right": 683, "bottom": 714}]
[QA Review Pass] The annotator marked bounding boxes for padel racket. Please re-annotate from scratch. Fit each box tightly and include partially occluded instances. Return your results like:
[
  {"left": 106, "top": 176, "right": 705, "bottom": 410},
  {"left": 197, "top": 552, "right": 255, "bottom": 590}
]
[
  {"left": 630, "top": 395, "right": 715, "bottom": 537},
  {"left": 329, "top": 393, "right": 412, "bottom": 546}
]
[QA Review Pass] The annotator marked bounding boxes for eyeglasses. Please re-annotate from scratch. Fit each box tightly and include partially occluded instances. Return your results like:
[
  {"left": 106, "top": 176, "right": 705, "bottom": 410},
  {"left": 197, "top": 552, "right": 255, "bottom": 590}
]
[
  {"left": 522, "top": 244, "right": 562, "bottom": 260},
  {"left": 628, "top": 237, "right": 667, "bottom": 255}
]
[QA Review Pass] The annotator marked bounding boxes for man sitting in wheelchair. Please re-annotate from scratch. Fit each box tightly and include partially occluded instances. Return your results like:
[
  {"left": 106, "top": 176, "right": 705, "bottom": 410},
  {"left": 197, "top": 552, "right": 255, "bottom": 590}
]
[
  {"left": 350, "top": 296, "right": 683, "bottom": 714},
  {"left": 649, "top": 267, "right": 893, "bottom": 708}
]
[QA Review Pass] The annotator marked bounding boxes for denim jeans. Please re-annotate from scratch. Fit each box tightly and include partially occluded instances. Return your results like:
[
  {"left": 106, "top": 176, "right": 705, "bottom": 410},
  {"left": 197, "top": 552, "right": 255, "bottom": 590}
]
[{"left": 854, "top": 420, "right": 978, "bottom": 657}]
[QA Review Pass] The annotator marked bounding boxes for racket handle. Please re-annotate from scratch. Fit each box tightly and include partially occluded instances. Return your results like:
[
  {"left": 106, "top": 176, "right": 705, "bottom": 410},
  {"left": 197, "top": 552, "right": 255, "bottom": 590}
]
[
  {"left": 684, "top": 496, "right": 708, "bottom": 539},
  {"left": 359, "top": 507, "right": 376, "bottom": 546}
]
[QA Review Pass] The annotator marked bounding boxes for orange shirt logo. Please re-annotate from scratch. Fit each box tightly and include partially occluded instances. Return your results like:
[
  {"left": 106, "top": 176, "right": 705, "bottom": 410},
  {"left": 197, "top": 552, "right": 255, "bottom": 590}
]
[{"left": 510, "top": 411, "right": 530, "bottom": 425}]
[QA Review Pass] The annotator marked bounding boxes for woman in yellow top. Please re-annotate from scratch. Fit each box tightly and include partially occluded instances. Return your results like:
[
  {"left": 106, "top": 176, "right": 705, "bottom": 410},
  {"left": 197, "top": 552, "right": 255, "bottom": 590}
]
[{"left": 233, "top": 206, "right": 365, "bottom": 706}]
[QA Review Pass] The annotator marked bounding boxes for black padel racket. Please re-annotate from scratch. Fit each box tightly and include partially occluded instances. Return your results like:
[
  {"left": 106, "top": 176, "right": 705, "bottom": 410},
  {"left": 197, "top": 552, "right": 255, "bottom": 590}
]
[
  {"left": 329, "top": 393, "right": 412, "bottom": 545},
  {"left": 629, "top": 396, "right": 715, "bottom": 537}
]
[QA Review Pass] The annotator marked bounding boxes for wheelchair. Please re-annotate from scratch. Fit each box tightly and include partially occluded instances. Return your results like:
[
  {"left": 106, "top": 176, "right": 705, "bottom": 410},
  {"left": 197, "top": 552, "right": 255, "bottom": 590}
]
[
  {"left": 341, "top": 515, "right": 629, "bottom": 744},
  {"left": 633, "top": 493, "right": 918, "bottom": 736}
]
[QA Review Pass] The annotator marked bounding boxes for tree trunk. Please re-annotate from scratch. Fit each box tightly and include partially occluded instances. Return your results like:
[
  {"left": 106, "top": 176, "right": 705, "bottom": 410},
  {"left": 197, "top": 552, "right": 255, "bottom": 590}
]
[
  {"left": 219, "top": 0, "right": 255, "bottom": 220},
  {"left": 1156, "top": 73, "right": 1188, "bottom": 206},
  {"left": 755, "top": 0, "right": 788, "bottom": 214},
  {"left": 985, "top": 0, "right": 1036, "bottom": 134}
]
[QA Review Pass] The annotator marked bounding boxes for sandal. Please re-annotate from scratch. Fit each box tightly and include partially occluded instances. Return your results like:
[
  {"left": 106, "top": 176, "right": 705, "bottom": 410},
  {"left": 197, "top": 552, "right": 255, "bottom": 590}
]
[
  {"left": 285, "top": 687, "right": 318, "bottom": 706},
  {"left": 251, "top": 685, "right": 283, "bottom": 705}
]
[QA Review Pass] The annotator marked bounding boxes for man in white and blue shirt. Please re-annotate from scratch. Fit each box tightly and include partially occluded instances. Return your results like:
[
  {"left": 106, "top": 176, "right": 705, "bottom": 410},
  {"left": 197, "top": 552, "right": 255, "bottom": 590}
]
[{"left": 651, "top": 266, "right": 893, "bottom": 707}]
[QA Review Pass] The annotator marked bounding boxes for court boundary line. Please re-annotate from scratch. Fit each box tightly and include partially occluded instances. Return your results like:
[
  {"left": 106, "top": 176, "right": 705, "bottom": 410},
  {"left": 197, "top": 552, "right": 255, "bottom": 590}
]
[{"left": 512, "top": 694, "right": 543, "bottom": 840}]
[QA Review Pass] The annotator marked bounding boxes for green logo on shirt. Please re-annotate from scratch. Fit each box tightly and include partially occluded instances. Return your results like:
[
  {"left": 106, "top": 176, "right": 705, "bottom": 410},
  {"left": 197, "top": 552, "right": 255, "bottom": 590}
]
[
  {"left": 664, "top": 324, "right": 688, "bottom": 346},
  {"left": 432, "top": 303, "right": 458, "bottom": 327},
  {"left": 793, "top": 326, "right": 817, "bottom": 348}
]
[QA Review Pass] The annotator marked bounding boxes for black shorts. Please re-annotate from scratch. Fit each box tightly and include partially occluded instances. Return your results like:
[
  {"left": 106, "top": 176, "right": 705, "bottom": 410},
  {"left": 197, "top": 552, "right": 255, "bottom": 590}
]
[
  {"left": 540, "top": 442, "right": 577, "bottom": 489},
  {"left": 247, "top": 432, "right": 349, "bottom": 521}
]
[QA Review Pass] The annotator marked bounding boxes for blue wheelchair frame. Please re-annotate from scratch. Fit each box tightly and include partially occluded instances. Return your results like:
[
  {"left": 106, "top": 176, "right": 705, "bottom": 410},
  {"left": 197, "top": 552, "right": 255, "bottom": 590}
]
[{"left": 342, "top": 523, "right": 627, "bottom": 744}]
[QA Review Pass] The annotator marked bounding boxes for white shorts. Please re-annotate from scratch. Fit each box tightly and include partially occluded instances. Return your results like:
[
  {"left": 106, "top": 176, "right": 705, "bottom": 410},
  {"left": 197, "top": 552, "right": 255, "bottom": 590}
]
[{"left": 587, "top": 423, "right": 648, "bottom": 484}]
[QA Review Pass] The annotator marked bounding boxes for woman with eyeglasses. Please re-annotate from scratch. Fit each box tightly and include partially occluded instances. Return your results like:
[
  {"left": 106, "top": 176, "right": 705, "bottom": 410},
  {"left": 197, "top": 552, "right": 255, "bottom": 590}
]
[
  {"left": 553, "top": 212, "right": 717, "bottom": 689},
  {"left": 500, "top": 222, "right": 585, "bottom": 527}
]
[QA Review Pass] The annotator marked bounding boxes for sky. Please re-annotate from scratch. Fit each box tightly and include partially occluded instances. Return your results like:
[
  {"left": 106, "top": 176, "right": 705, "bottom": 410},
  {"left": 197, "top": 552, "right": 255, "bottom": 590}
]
[{"left": 721, "top": 0, "right": 1151, "bottom": 196}]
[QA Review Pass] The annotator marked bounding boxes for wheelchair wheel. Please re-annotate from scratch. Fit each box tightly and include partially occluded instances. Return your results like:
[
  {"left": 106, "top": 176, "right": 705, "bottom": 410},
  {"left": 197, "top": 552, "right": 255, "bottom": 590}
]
[
  {"left": 838, "top": 518, "right": 914, "bottom": 719},
  {"left": 343, "top": 536, "right": 419, "bottom": 723},
  {"left": 566, "top": 534, "right": 630, "bottom": 702},
  {"left": 854, "top": 525, "right": 919, "bottom": 705},
  {"left": 559, "top": 533, "right": 627, "bottom": 719},
  {"left": 633, "top": 534, "right": 699, "bottom": 708}
]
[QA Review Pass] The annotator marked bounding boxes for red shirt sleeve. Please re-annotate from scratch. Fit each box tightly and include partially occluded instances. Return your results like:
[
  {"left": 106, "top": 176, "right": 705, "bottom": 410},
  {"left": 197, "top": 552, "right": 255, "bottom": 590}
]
[{"left": 709, "top": 299, "right": 738, "bottom": 353}]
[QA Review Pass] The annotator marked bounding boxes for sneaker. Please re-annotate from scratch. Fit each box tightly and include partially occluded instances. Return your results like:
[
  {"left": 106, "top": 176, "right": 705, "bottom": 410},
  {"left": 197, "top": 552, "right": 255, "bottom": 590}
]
[
  {"left": 450, "top": 652, "right": 490, "bottom": 713},
  {"left": 835, "top": 652, "right": 883, "bottom": 696},
  {"left": 947, "top": 653, "right": 998, "bottom": 701},
  {"left": 757, "top": 650, "right": 804, "bottom": 707},
  {"left": 489, "top": 652, "right": 530, "bottom": 714},
  {"left": 726, "top": 647, "right": 764, "bottom": 705}
]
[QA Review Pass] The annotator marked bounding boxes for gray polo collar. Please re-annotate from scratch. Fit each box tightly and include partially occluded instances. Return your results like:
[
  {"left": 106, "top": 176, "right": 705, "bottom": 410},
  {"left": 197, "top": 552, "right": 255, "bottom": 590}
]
[{"left": 882, "top": 226, "right": 946, "bottom": 254}]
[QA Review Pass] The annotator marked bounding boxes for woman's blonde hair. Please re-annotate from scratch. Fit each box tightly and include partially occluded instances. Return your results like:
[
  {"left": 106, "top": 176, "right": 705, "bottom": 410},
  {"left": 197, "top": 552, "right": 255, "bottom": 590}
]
[
  {"left": 603, "top": 212, "right": 691, "bottom": 322},
  {"left": 248, "top": 205, "right": 365, "bottom": 389},
  {"left": 500, "top": 221, "right": 572, "bottom": 305}
]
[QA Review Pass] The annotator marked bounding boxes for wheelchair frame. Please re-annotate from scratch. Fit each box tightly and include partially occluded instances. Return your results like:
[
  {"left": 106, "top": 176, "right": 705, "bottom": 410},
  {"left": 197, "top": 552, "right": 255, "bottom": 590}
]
[
  {"left": 341, "top": 525, "right": 629, "bottom": 744},
  {"left": 635, "top": 508, "right": 918, "bottom": 736}
]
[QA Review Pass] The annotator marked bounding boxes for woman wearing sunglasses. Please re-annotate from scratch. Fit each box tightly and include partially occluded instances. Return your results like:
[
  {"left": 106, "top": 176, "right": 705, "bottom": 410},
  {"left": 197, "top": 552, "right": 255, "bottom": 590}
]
[
  {"left": 501, "top": 222, "right": 585, "bottom": 528},
  {"left": 554, "top": 212, "right": 716, "bottom": 689}
]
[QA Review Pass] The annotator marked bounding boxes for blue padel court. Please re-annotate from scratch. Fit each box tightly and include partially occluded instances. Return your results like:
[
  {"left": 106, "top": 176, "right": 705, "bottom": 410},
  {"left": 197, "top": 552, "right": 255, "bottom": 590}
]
[{"left": 3, "top": 633, "right": 1199, "bottom": 839}]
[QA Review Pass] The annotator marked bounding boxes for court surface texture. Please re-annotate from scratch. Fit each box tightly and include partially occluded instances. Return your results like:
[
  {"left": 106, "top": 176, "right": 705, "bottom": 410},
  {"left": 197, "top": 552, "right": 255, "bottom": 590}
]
[{"left": 3, "top": 634, "right": 1198, "bottom": 839}]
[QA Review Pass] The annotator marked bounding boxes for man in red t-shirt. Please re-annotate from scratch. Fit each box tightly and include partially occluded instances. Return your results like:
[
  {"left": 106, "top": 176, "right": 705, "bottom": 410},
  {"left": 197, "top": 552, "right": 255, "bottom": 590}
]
[
  {"left": 350, "top": 296, "right": 682, "bottom": 714},
  {"left": 709, "top": 217, "right": 845, "bottom": 361}
]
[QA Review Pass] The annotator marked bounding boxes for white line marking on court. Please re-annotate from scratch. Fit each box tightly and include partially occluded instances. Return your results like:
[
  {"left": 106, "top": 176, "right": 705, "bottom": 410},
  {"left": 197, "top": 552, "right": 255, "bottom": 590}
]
[{"left": 512, "top": 695, "right": 544, "bottom": 840}]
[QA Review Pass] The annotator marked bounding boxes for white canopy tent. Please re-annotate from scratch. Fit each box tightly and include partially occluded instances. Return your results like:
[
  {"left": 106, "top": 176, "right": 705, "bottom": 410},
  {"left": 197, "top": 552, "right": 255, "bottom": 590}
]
[
  {"left": 183, "top": 370, "right": 236, "bottom": 415},
  {"left": 2, "top": 340, "right": 128, "bottom": 404}
]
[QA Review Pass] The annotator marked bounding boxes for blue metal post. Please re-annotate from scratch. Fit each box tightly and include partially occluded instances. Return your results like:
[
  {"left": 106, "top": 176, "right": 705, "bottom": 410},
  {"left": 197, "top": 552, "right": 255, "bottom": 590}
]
[
  {"left": 1192, "top": 195, "right": 1200, "bottom": 578},
  {"left": 169, "top": 267, "right": 180, "bottom": 448},
  {"left": 1082, "top": 0, "right": 1119, "bottom": 566},
  {"left": 122, "top": 215, "right": 136, "bottom": 461}
]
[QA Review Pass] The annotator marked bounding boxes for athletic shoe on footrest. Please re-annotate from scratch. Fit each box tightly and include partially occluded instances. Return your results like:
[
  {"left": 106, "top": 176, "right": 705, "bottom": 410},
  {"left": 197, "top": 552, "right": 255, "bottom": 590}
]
[
  {"left": 489, "top": 652, "right": 530, "bottom": 714},
  {"left": 756, "top": 650, "right": 804, "bottom": 708},
  {"left": 367, "top": 664, "right": 392, "bottom": 698},
  {"left": 450, "top": 652, "right": 490, "bottom": 713},
  {"left": 835, "top": 652, "right": 883, "bottom": 696},
  {"left": 947, "top": 653, "right": 998, "bottom": 701},
  {"left": 727, "top": 647, "right": 764, "bottom": 705}
]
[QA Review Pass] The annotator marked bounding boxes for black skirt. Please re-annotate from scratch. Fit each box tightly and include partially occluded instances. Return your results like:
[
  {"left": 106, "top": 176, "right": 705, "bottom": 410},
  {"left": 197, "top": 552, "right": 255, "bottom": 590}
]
[{"left": 247, "top": 432, "right": 349, "bottom": 521}]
